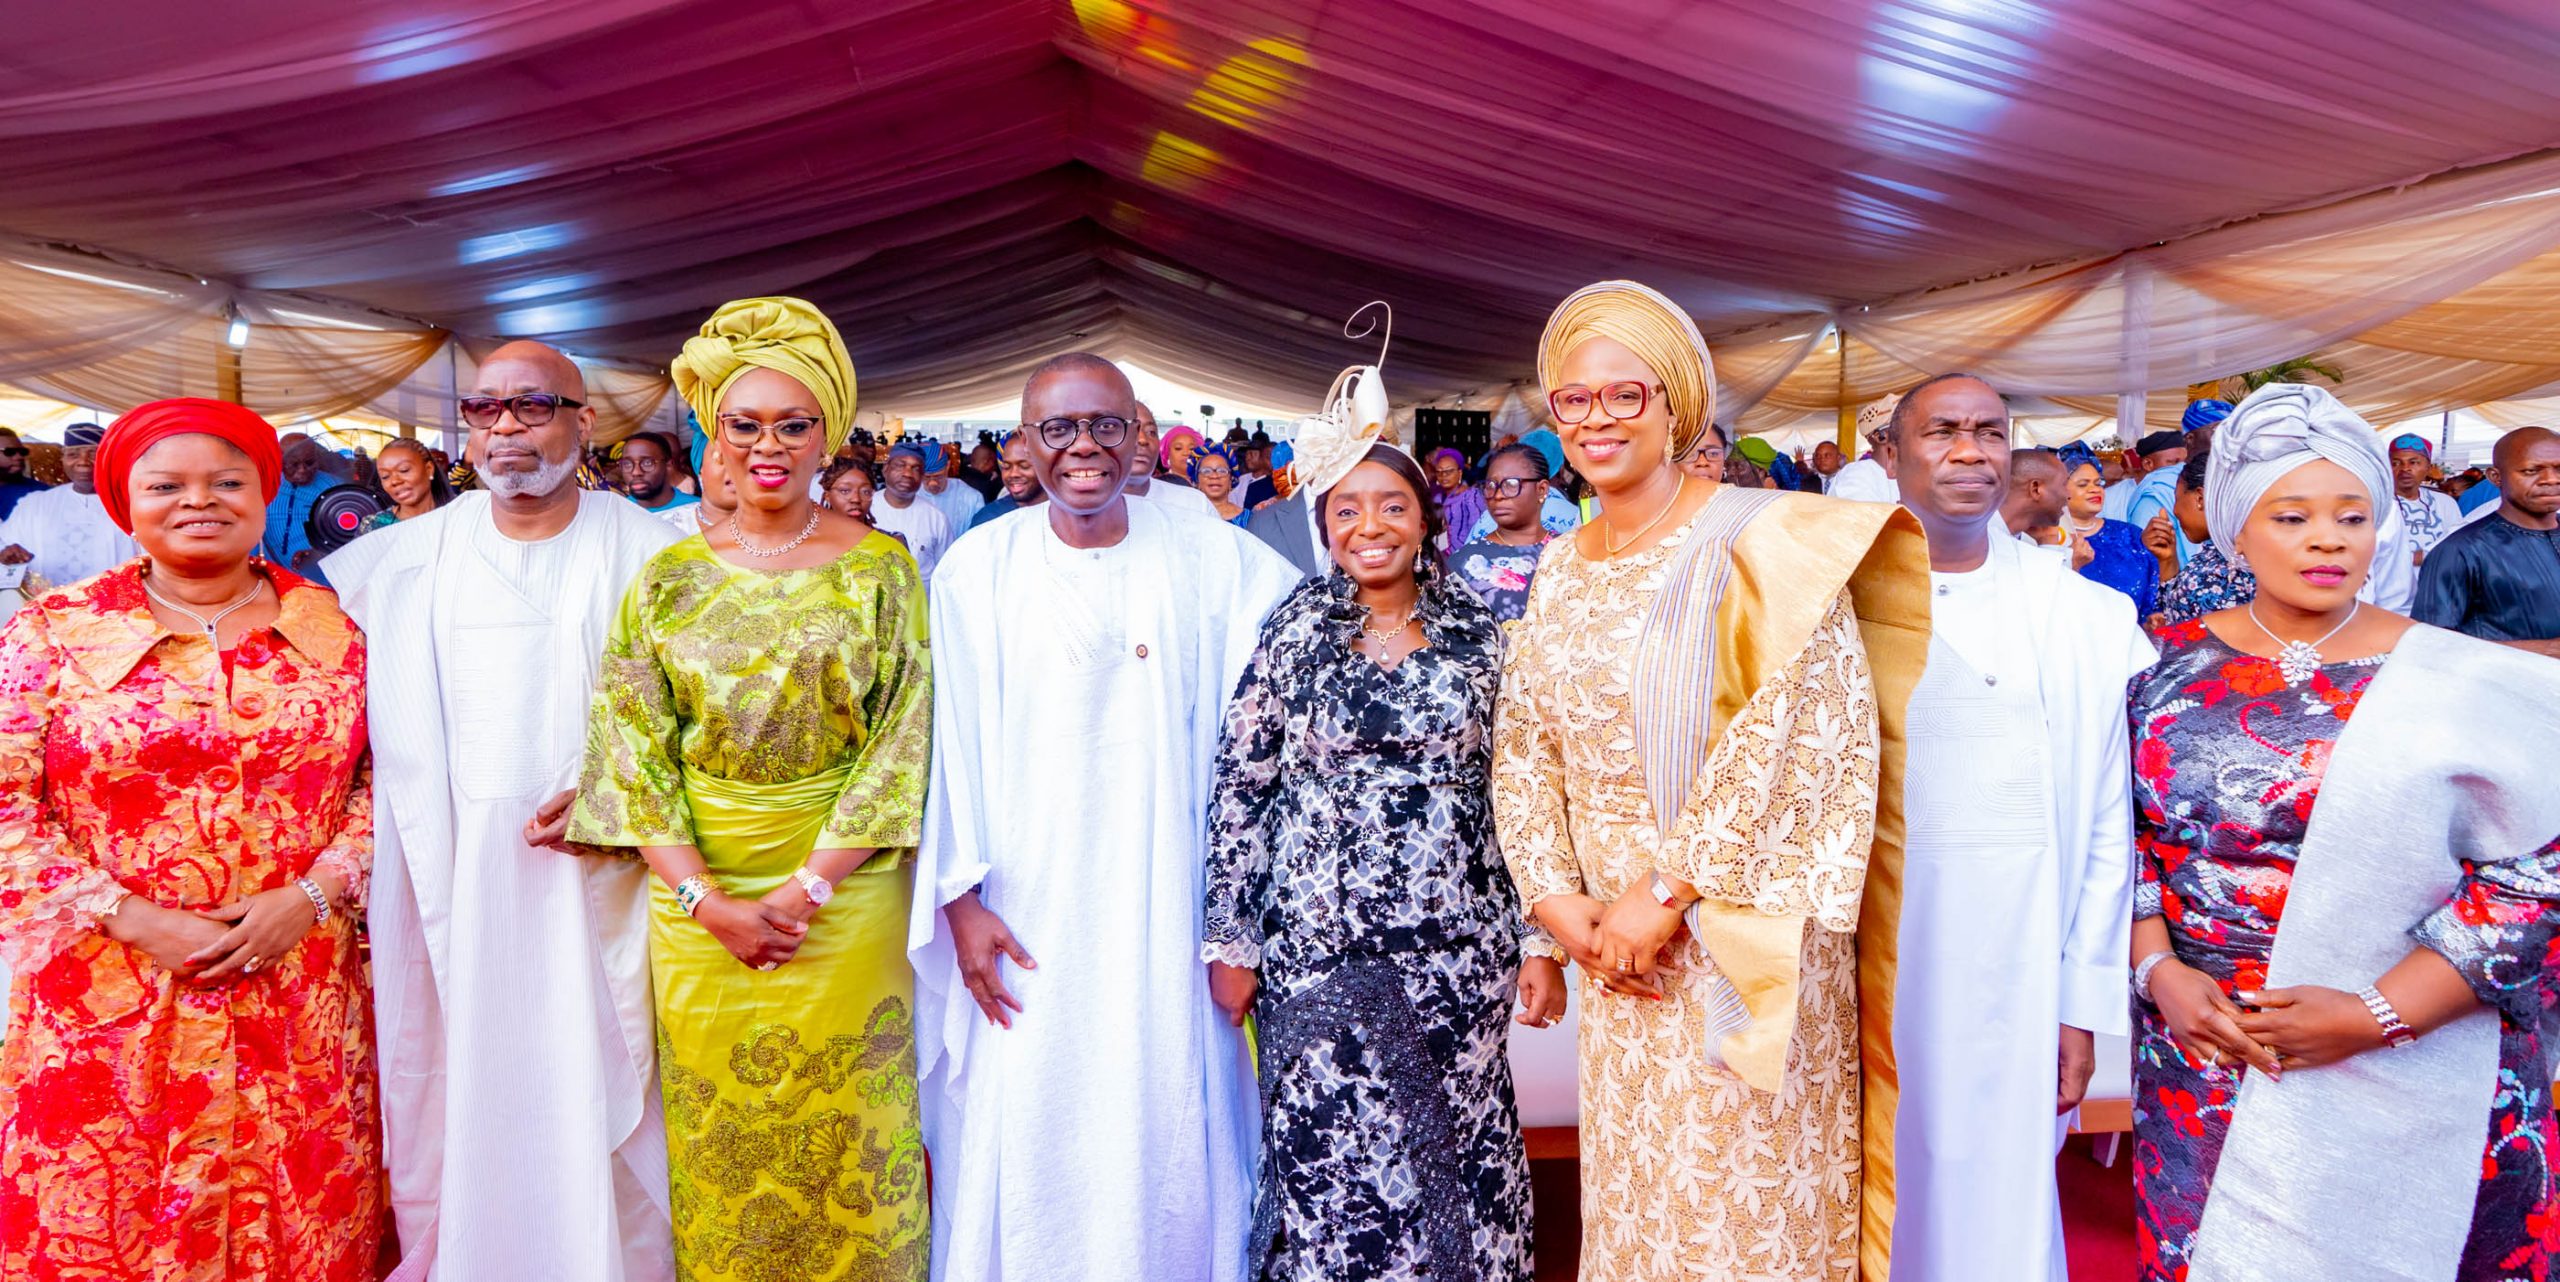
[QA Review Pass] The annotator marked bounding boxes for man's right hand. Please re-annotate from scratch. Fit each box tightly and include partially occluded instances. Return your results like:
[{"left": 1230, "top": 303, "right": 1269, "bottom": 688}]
[
  {"left": 0, "top": 545, "right": 29, "bottom": 566},
  {"left": 947, "top": 890, "right": 1036, "bottom": 1028}
]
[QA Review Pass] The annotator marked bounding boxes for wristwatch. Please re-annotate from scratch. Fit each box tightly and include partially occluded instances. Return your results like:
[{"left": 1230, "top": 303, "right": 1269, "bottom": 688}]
[
  {"left": 791, "top": 866, "right": 834, "bottom": 908},
  {"left": 1648, "top": 872, "right": 1688, "bottom": 910}
]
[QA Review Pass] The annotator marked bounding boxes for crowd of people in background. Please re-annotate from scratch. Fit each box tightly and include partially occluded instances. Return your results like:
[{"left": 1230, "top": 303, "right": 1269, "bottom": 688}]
[{"left": 0, "top": 281, "right": 2552, "bottom": 1282}]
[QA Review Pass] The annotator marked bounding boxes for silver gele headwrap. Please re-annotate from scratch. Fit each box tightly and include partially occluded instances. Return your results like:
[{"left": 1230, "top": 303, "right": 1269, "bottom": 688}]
[{"left": 2201, "top": 382, "right": 2392, "bottom": 562}]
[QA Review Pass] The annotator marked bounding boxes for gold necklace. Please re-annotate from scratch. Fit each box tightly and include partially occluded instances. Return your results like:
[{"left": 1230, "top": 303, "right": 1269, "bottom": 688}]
[
  {"left": 1602, "top": 477, "right": 1691, "bottom": 557},
  {"left": 1362, "top": 608, "right": 1417, "bottom": 645}
]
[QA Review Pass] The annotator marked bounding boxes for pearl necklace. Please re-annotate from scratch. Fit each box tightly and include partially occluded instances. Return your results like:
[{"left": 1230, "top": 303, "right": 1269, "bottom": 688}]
[
  {"left": 142, "top": 573, "right": 264, "bottom": 644},
  {"left": 731, "top": 509, "right": 821, "bottom": 558},
  {"left": 2250, "top": 601, "right": 2360, "bottom": 684}
]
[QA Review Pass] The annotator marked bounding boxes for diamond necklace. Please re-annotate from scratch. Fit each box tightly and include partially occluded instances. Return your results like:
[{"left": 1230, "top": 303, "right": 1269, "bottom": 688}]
[
  {"left": 2249, "top": 601, "right": 2360, "bottom": 684},
  {"left": 142, "top": 572, "right": 264, "bottom": 644},
  {"left": 731, "top": 508, "right": 821, "bottom": 558}
]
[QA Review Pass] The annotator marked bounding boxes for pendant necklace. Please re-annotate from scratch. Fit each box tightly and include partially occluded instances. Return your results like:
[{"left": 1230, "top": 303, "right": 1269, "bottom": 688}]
[
  {"left": 143, "top": 572, "right": 265, "bottom": 644},
  {"left": 732, "top": 508, "right": 821, "bottom": 558},
  {"left": 2249, "top": 601, "right": 2360, "bottom": 684},
  {"left": 1362, "top": 609, "right": 1417, "bottom": 646}
]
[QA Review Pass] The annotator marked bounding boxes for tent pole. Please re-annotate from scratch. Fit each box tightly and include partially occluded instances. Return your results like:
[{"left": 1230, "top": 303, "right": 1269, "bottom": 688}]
[{"left": 1835, "top": 328, "right": 1855, "bottom": 452}]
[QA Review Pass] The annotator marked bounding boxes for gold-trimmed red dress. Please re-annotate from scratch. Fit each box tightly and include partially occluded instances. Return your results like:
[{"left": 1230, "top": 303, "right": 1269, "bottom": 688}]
[{"left": 0, "top": 561, "right": 379, "bottom": 1281}]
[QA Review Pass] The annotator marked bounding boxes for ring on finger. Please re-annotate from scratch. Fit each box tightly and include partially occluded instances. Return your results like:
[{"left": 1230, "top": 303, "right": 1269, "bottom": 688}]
[
  {"left": 243, "top": 957, "right": 263, "bottom": 974},
  {"left": 758, "top": 961, "right": 778, "bottom": 972},
  {"left": 1615, "top": 957, "right": 1633, "bottom": 972}
]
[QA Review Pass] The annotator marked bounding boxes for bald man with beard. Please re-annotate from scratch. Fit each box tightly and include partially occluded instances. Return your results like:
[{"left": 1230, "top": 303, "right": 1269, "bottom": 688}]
[
  {"left": 326, "top": 340, "right": 682, "bottom": 1282},
  {"left": 911, "top": 353, "right": 1297, "bottom": 1281}
]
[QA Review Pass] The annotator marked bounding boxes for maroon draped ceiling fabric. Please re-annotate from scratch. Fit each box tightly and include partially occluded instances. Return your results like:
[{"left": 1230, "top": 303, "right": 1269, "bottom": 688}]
[{"left": 4, "top": 0, "right": 2560, "bottom": 411}]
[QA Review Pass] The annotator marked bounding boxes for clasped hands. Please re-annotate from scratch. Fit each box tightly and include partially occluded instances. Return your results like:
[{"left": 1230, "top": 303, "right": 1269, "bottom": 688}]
[
  {"left": 1536, "top": 878, "right": 1691, "bottom": 1000},
  {"left": 114, "top": 883, "right": 331, "bottom": 984},
  {"left": 2148, "top": 955, "right": 2385, "bottom": 1079}
]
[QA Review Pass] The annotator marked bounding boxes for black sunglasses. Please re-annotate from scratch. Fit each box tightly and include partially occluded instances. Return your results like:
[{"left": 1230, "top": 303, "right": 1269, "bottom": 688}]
[{"left": 459, "top": 392, "right": 586, "bottom": 429}]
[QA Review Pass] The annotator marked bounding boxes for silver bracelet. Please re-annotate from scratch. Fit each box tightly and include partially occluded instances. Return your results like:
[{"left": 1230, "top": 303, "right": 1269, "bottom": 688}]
[
  {"left": 2132, "top": 949, "right": 2175, "bottom": 1003},
  {"left": 295, "top": 876, "right": 331, "bottom": 925},
  {"left": 2359, "top": 984, "right": 2418, "bottom": 1048}
]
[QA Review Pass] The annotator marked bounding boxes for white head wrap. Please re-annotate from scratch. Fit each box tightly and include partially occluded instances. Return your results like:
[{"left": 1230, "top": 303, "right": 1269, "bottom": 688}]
[{"left": 2203, "top": 383, "right": 2392, "bottom": 562}]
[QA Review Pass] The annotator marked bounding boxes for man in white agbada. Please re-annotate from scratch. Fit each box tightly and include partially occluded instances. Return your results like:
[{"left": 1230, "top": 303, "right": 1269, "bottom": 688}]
[
  {"left": 1884, "top": 375, "right": 2154, "bottom": 1281},
  {"left": 912, "top": 353, "right": 1297, "bottom": 1281},
  {"left": 873, "top": 439, "right": 956, "bottom": 579},
  {"left": 326, "top": 341, "right": 680, "bottom": 1282},
  {"left": 0, "top": 425, "right": 139, "bottom": 589},
  {"left": 1827, "top": 395, "right": 1902, "bottom": 504}
]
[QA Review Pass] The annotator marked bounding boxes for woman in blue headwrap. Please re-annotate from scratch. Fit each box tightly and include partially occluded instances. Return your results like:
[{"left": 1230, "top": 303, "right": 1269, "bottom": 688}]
[
  {"left": 1190, "top": 442, "right": 1252, "bottom": 527},
  {"left": 2127, "top": 382, "right": 2560, "bottom": 1282},
  {"left": 2058, "top": 441, "right": 2159, "bottom": 616}
]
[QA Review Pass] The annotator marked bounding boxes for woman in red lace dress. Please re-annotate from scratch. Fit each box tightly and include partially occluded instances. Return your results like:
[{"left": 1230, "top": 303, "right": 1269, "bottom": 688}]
[{"left": 0, "top": 400, "right": 378, "bottom": 1281}]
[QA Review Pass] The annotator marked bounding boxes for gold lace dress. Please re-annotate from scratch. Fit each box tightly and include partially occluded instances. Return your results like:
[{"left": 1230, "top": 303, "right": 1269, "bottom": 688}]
[{"left": 1492, "top": 495, "right": 1881, "bottom": 1282}]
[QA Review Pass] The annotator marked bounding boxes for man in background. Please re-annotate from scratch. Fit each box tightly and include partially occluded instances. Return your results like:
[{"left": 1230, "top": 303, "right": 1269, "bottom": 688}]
[
  {"left": 2414, "top": 426, "right": 2560, "bottom": 658},
  {"left": 967, "top": 431, "right": 1044, "bottom": 531},
  {"left": 873, "top": 440, "right": 956, "bottom": 579},
  {"left": 262, "top": 435, "right": 338, "bottom": 583},
  {"left": 0, "top": 429, "right": 45, "bottom": 520},
  {"left": 1825, "top": 396, "right": 1901, "bottom": 503},
  {"left": 2389, "top": 434, "right": 2464, "bottom": 563},
  {"left": 618, "top": 431, "right": 698, "bottom": 532},
  {"left": 0, "top": 423, "right": 136, "bottom": 588},
  {"left": 922, "top": 439, "right": 987, "bottom": 531}
]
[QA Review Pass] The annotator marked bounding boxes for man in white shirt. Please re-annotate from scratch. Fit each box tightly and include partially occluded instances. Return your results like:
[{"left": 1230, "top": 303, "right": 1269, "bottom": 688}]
[
  {"left": 327, "top": 340, "right": 680, "bottom": 1282},
  {"left": 871, "top": 440, "right": 956, "bottom": 578},
  {"left": 0, "top": 423, "right": 138, "bottom": 589},
  {"left": 1884, "top": 373, "right": 2152, "bottom": 1282},
  {"left": 920, "top": 438, "right": 986, "bottom": 531},
  {"left": 2390, "top": 434, "right": 2466, "bottom": 563},
  {"left": 1122, "top": 407, "right": 1219, "bottom": 519},
  {"left": 913, "top": 354, "right": 1296, "bottom": 1281},
  {"left": 1826, "top": 395, "right": 1901, "bottom": 503}
]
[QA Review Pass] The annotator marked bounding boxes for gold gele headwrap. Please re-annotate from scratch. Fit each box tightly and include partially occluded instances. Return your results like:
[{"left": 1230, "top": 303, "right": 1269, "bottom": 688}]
[
  {"left": 672, "top": 296, "right": 859, "bottom": 454},
  {"left": 1537, "top": 280, "right": 1718, "bottom": 464}
]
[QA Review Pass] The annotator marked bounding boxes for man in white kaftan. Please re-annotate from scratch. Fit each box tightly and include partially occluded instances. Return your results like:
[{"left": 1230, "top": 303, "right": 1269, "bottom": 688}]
[
  {"left": 911, "top": 354, "right": 1299, "bottom": 1282},
  {"left": 0, "top": 428, "right": 136, "bottom": 589},
  {"left": 1886, "top": 374, "right": 2156, "bottom": 1281},
  {"left": 327, "top": 342, "right": 682, "bottom": 1282}
]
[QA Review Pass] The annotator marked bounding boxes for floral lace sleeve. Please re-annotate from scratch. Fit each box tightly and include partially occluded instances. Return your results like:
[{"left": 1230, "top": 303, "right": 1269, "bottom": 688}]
[
  {"left": 1489, "top": 580, "right": 1585, "bottom": 911},
  {"left": 820, "top": 550, "right": 933, "bottom": 850},
  {"left": 1661, "top": 588, "right": 1877, "bottom": 934},
  {"left": 2410, "top": 835, "right": 2560, "bottom": 1027},
  {"left": 307, "top": 754, "right": 375, "bottom": 910},
  {"left": 569, "top": 568, "right": 694, "bottom": 846},
  {"left": 1201, "top": 625, "right": 1287, "bottom": 968},
  {"left": 0, "top": 607, "right": 128, "bottom": 972}
]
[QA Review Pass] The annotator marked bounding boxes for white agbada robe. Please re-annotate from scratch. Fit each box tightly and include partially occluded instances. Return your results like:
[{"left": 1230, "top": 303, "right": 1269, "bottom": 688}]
[
  {"left": 872, "top": 492, "right": 954, "bottom": 580},
  {"left": 0, "top": 483, "right": 137, "bottom": 588},
  {"left": 1132, "top": 475, "right": 1221, "bottom": 519},
  {"left": 911, "top": 499, "right": 1298, "bottom": 1282},
  {"left": 1892, "top": 532, "right": 2154, "bottom": 1282},
  {"left": 327, "top": 492, "right": 683, "bottom": 1282},
  {"left": 1827, "top": 456, "right": 1897, "bottom": 503}
]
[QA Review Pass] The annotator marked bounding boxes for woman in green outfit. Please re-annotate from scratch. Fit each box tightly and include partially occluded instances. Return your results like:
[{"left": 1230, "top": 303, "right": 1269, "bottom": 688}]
[{"left": 570, "top": 296, "right": 933, "bottom": 1281}]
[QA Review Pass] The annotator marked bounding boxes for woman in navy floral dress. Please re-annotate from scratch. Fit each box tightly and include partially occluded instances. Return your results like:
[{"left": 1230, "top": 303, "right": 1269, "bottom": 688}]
[{"left": 2129, "top": 382, "right": 2560, "bottom": 1282}]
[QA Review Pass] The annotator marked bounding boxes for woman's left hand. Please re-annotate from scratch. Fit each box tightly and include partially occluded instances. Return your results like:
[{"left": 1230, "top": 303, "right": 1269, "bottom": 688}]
[
  {"left": 2231, "top": 986, "right": 2385, "bottom": 1071},
  {"left": 188, "top": 886, "right": 324, "bottom": 983},
  {"left": 1594, "top": 888, "right": 1685, "bottom": 985}
]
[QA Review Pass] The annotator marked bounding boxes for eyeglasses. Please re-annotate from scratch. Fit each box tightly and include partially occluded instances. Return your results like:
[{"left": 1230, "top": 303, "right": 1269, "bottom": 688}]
[
  {"left": 718, "top": 415, "right": 823, "bottom": 447},
  {"left": 0, "top": 447, "right": 24, "bottom": 457},
  {"left": 1547, "top": 381, "right": 1661, "bottom": 426},
  {"left": 1025, "top": 415, "right": 1132, "bottom": 451},
  {"left": 1482, "top": 476, "right": 1547, "bottom": 499},
  {"left": 459, "top": 392, "right": 586, "bottom": 429}
]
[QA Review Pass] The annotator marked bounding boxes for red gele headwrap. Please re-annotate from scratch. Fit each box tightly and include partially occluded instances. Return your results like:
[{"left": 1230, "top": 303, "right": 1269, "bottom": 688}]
[{"left": 95, "top": 398, "right": 283, "bottom": 533}]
